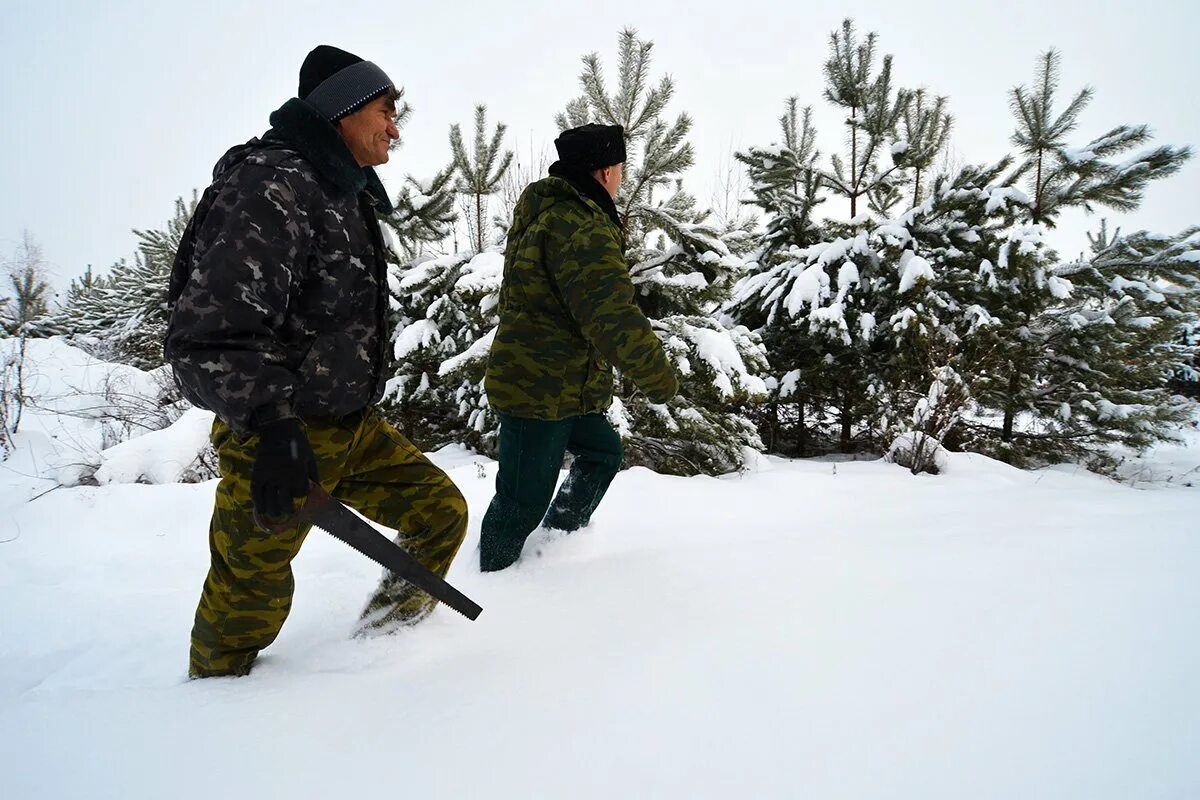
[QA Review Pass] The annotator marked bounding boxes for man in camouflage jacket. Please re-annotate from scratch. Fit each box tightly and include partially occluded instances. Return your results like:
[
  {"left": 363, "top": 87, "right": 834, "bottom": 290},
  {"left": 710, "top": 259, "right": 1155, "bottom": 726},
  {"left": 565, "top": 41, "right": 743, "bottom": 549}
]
[
  {"left": 165, "top": 46, "right": 467, "bottom": 678},
  {"left": 480, "top": 123, "right": 679, "bottom": 571}
]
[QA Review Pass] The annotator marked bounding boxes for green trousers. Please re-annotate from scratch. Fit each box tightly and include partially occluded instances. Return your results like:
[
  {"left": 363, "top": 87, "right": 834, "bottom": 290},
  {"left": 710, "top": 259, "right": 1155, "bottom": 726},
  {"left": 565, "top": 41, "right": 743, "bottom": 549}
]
[
  {"left": 479, "top": 412, "right": 624, "bottom": 572},
  {"left": 190, "top": 407, "right": 468, "bottom": 678}
]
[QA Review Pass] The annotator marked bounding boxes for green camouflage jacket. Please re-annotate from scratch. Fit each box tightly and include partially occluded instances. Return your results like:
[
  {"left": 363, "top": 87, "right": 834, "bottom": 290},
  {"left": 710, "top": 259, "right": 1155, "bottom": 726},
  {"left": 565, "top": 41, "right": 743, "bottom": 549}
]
[{"left": 485, "top": 175, "right": 678, "bottom": 420}]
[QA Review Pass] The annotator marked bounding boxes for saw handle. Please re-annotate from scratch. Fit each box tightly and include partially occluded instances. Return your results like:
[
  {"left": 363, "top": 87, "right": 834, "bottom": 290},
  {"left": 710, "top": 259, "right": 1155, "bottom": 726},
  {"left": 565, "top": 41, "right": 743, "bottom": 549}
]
[{"left": 253, "top": 482, "right": 329, "bottom": 533}]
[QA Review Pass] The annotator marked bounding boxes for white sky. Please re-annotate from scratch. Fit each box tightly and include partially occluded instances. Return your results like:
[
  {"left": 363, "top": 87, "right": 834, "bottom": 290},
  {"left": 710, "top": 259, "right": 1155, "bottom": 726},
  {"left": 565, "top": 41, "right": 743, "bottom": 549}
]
[{"left": 2, "top": 0, "right": 1197, "bottom": 292}]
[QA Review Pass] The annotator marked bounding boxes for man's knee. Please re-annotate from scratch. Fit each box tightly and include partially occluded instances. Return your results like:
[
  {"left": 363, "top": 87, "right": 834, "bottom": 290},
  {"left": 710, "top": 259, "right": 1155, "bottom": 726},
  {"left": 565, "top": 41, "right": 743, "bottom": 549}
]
[
  {"left": 443, "top": 480, "right": 469, "bottom": 541},
  {"left": 417, "top": 471, "right": 469, "bottom": 546}
]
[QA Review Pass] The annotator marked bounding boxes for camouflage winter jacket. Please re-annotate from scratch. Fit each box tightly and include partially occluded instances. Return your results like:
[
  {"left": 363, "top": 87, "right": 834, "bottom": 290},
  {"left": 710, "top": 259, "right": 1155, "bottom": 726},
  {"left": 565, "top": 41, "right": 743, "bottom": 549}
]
[
  {"left": 485, "top": 173, "right": 678, "bottom": 420},
  {"left": 165, "top": 98, "right": 393, "bottom": 436}
]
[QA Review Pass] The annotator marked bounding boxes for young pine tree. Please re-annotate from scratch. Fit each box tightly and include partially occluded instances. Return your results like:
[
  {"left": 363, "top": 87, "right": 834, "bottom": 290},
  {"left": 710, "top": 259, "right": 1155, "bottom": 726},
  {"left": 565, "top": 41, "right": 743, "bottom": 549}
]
[
  {"left": 51, "top": 195, "right": 198, "bottom": 369},
  {"left": 981, "top": 50, "right": 1195, "bottom": 455},
  {"left": 1, "top": 231, "right": 54, "bottom": 336},
  {"left": 1007, "top": 49, "right": 1191, "bottom": 227},
  {"left": 118, "top": 194, "right": 199, "bottom": 369},
  {"left": 381, "top": 102, "right": 459, "bottom": 260},
  {"left": 895, "top": 89, "right": 953, "bottom": 207},
  {"left": 730, "top": 21, "right": 936, "bottom": 455},
  {"left": 381, "top": 247, "right": 503, "bottom": 455},
  {"left": 450, "top": 104, "right": 513, "bottom": 254},
  {"left": 821, "top": 19, "right": 909, "bottom": 220}
]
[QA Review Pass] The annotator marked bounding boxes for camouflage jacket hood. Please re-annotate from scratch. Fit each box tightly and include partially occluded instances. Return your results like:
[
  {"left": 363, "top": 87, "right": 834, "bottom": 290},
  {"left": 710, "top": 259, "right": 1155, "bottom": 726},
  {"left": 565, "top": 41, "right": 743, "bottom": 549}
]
[
  {"left": 484, "top": 175, "right": 678, "bottom": 420},
  {"left": 165, "top": 98, "right": 394, "bottom": 435}
]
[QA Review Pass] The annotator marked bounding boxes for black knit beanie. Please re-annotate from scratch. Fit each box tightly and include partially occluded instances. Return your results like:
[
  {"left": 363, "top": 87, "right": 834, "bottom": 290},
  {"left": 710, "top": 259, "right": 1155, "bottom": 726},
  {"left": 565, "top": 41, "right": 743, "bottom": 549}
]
[
  {"left": 298, "top": 45, "right": 395, "bottom": 122},
  {"left": 554, "top": 124, "right": 627, "bottom": 171}
]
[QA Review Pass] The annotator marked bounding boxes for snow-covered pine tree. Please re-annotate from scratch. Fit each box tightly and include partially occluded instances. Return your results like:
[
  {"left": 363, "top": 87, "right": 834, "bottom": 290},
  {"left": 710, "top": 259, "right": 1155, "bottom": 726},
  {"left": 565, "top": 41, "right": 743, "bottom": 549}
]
[
  {"left": 878, "top": 162, "right": 1045, "bottom": 459},
  {"left": 1175, "top": 318, "right": 1200, "bottom": 398},
  {"left": 52, "top": 264, "right": 120, "bottom": 349},
  {"left": 381, "top": 248, "right": 503, "bottom": 454},
  {"left": 967, "top": 50, "right": 1196, "bottom": 459},
  {"left": 730, "top": 21, "right": 933, "bottom": 455},
  {"left": 387, "top": 168, "right": 459, "bottom": 260},
  {"left": 730, "top": 152, "right": 1029, "bottom": 457},
  {"left": 50, "top": 195, "right": 197, "bottom": 369},
  {"left": 558, "top": 27, "right": 769, "bottom": 475},
  {"left": 450, "top": 104, "right": 514, "bottom": 254},
  {"left": 380, "top": 110, "right": 511, "bottom": 455},
  {"left": 60, "top": 266, "right": 103, "bottom": 313},
  {"left": 735, "top": 98, "right": 825, "bottom": 260},
  {"left": 730, "top": 100, "right": 838, "bottom": 454},
  {"left": 117, "top": 194, "right": 198, "bottom": 369},
  {"left": 962, "top": 220, "right": 1200, "bottom": 463},
  {"left": 733, "top": 23, "right": 1196, "bottom": 468}
]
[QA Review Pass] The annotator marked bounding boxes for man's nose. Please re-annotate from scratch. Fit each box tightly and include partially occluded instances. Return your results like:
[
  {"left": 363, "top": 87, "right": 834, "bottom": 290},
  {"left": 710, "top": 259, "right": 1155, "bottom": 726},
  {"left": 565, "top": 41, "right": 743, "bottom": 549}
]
[{"left": 386, "top": 121, "right": 400, "bottom": 140}]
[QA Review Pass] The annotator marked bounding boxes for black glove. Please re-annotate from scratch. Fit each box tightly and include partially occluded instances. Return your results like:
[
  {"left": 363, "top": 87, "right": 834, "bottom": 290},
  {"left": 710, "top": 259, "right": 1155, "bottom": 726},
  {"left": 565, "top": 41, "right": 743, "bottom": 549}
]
[{"left": 250, "top": 418, "right": 319, "bottom": 521}]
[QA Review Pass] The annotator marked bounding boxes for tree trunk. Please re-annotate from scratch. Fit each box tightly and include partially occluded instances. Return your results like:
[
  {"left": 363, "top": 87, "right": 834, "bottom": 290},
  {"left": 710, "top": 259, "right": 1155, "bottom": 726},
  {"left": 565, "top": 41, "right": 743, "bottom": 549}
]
[
  {"left": 840, "top": 388, "right": 853, "bottom": 452},
  {"left": 1032, "top": 148, "right": 1043, "bottom": 224},
  {"left": 1001, "top": 367, "right": 1019, "bottom": 442},
  {"left": 797, "top": 399, "right": 807, "bottom": 457},
  {"left": 850, "top": 106, "right": 858, "bottom": 218},
  {"left": 475, "top": 193, "right": 484, "bottom": 253}
]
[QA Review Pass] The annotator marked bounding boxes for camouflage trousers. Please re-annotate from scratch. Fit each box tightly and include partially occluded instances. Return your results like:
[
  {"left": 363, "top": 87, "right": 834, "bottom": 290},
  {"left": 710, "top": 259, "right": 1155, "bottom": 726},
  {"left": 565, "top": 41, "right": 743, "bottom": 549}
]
[
  {"left": 190, "top": 407, "right": 468, "bottom": 678},
  {"left": 478, "top": 412, "right": 623, "bottom": 572}
]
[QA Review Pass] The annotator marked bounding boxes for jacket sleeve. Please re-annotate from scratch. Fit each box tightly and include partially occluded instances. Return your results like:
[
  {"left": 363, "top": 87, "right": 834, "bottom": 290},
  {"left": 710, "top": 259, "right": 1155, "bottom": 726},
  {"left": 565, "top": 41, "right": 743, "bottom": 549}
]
[
  {"left": 164, "top": 164, "right": 309, "bottom": 435},
  {"left": 548, "top": 214, "right": 679, "bottom": 403}
]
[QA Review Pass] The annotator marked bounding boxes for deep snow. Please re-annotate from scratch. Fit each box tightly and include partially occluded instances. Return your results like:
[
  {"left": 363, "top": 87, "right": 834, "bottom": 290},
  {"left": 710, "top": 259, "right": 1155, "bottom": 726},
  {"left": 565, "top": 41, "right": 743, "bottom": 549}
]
[{"left": 1, "top": 340, "right": 1198, "bottom": 799}]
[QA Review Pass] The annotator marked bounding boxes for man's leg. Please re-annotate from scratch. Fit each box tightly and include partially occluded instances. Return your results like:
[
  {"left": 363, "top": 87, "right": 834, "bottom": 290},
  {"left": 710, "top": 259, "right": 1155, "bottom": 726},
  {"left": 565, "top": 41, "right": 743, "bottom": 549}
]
[
  {"left": 190, "top": 420, "right": 313, "bottom": 678},
  {"left": 478, "top": 413, "right": 573, "bottom": 572},
  {"left": 542, "top": 413, "right": 624, "bottom": 533},
  {"left": 338, "top": 410, "right": 469, "bottom": 635}
]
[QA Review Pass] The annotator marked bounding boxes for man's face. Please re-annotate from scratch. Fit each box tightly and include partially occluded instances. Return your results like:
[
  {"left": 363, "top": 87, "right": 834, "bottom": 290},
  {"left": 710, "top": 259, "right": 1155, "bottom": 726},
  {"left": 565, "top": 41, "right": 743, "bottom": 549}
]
[
  {"left": 337, "top": 94, "right": 400, "bottom": 168},
  {"left": 596, "top": 162, "right": 624, "bottom": 199}
]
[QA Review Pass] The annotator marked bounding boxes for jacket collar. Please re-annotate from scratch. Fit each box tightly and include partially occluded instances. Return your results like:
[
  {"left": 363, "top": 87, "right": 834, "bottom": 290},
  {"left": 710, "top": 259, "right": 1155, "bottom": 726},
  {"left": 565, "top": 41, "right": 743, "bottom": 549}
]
[
  {"left": 267, "top": 98, "right": 393, "bottom": 214},
  {"left": 547, "top": 160, "right": 623, "bottom": 232}
]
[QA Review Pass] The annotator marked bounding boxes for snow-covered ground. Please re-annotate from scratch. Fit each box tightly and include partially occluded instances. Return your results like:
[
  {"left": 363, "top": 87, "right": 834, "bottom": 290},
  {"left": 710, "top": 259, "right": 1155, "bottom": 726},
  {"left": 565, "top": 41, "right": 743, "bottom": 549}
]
[{"left": 1, "top": 340, "right": 1198, "bottom": 799}]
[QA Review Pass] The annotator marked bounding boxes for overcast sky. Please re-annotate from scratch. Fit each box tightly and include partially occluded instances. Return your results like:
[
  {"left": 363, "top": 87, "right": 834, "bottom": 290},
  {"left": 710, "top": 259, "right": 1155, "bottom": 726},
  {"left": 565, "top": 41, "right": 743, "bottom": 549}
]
[{"left": 2, "top": 0, "right": 1197, "bottom": 292}]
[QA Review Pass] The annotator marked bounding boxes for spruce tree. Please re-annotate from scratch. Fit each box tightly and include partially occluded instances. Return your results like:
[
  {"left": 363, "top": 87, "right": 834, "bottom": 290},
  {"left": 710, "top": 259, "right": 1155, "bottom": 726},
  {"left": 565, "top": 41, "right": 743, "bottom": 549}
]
[{"left": 450, "top": 104, "right": 514, "bottom": 254}]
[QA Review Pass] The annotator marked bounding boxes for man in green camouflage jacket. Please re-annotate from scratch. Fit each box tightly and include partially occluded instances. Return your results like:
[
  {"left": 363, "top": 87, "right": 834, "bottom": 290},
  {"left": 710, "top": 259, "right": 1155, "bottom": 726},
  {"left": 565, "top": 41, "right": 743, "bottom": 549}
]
[
  {"left": 480, "top": 123, "right": 679, "bottom": 572},
  {"left": 166, "top": 46, "right": 467, "bottom": 678}
]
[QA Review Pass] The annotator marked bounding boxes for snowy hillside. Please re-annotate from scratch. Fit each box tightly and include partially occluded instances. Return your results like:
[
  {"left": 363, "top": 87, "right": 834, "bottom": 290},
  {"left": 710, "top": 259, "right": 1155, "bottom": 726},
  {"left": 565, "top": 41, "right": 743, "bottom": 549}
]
[{"left": 1, "top": 340, "right": 1198, "bottom": 799}]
